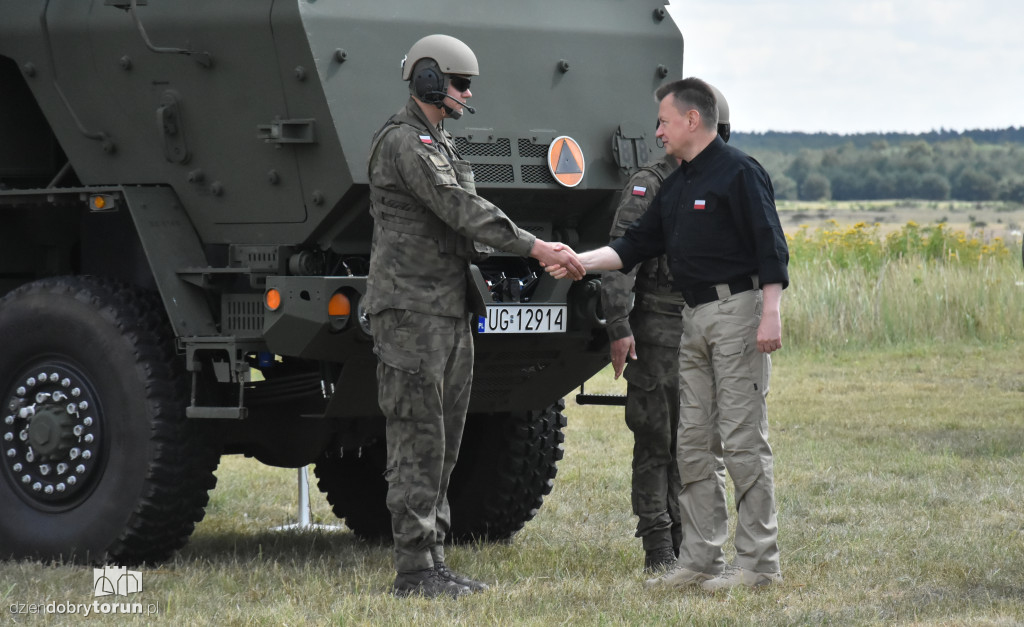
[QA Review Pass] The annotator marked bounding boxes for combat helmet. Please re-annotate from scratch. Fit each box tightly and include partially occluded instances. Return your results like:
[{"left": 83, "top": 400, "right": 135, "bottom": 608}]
[
  {"left": 708, "top": 84, "right": 731, "bottom": 143},
  {"left": 402, "top": 34, "right": 479, "bottom": 118}
]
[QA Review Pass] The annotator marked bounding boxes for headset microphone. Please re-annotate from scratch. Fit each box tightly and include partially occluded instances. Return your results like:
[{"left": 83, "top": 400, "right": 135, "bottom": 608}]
[
  {"left": 427, "top": 91, "right": 476, "bottom": 115},
  {"left": 446, "top": 95, "right": 476, "bottom": 115}
]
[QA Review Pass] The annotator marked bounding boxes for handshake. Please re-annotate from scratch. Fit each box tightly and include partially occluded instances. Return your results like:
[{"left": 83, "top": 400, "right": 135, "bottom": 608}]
[{"left": 530, "top": 240, "right": 585, "bottom": 281}]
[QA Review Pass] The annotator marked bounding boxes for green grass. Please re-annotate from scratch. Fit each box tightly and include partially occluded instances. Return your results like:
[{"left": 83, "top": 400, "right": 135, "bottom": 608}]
[
  {"left": 3, "top": 343, "right": 1023, "bottom": 625},
  {"left": 784, "top": 220, "right": 1024, "bottom": 348}
]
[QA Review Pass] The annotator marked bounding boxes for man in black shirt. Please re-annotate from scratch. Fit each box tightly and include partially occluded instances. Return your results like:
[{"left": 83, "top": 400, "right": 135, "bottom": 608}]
[{"left": 551, "top": 77, "right": 788, "bottom": 591}]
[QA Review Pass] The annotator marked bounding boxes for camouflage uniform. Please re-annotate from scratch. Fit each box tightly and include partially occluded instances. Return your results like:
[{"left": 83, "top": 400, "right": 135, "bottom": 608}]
[
  {"left": 601, "top": 154, "right": 686, "bottom": 556},
  {"left": 365, "top": 98, "right": 535, "bottom": 574}
]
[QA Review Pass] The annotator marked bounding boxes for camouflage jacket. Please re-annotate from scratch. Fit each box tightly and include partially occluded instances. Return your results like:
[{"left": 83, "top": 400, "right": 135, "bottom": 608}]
[
  {"left": 364, "top": 98, "right": 536, "bottom": 318},
  {"left": 601, "top": 154, "right": 685, "bottom": 347}
]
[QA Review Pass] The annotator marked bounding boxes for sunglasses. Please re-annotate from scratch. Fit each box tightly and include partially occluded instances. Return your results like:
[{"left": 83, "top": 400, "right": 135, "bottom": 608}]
[{"left": 449, "top": 76, "right": 472, "bottom": 92}]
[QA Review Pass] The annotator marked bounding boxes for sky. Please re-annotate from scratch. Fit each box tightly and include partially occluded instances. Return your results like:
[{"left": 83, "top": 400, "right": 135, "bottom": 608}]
[{"left": 667, "top": 1, "right": 1024, "bottom": 135}]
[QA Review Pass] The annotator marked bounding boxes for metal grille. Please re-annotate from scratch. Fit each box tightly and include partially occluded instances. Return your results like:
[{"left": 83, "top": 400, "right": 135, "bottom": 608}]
[
  {"left": 521, "top": 165, "right": 556, "bottom": 185},
  {"left": 471, "top": 163, "right": 515, "bottom": 184},
  {"left": 518, "top": 139, "right": 549, "bottom": 159},
  {"left": 232, "top": 245, "right": 280, "bottom": 271},
  {"left": 455, "top": 137, "right": 512, "bottom": 157},
  {"left": 222, "top": 295, "right": 264, "bottom": 337}
]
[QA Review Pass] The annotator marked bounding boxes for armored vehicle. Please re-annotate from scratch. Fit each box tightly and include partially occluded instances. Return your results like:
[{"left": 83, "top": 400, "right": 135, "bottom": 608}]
[{"left": 0, "top": 0, "right": 682, "bottom": 563}]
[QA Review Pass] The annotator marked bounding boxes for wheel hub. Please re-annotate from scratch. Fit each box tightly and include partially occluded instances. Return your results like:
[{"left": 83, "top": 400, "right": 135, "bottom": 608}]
[
  {"left": 3, "top": 366, "right": 102, "bottom": 503},
  {"left": 27, "top": 407, "right": 77, "bottom": 459}
]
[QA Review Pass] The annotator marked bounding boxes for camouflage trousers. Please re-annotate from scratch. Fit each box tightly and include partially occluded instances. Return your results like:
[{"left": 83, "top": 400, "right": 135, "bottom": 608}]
[
  {"left": 623, "top": 340, "right": 682, "bottom": 552},
  {"left": 370, "top": 309, "right": 474, "bottom": 573},
  {"left": 676, "top": 289, "right": 780, "bottom": 575}
]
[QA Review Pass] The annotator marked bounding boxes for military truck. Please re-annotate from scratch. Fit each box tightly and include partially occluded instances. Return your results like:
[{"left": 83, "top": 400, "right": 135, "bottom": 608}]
[{"left": 0, "top": 0, "right": 681, "bottom": 564}]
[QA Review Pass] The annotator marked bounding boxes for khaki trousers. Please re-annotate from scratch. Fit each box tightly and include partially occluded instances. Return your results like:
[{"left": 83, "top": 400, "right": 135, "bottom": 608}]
[{"left": 676, "top": 289, "right": 780, "bottom": 574}]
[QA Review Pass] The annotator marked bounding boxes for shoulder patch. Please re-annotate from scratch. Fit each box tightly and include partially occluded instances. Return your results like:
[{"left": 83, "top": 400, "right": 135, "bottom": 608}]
[{"left": 632, "top": 185, "right": 647, "bottom": 197}]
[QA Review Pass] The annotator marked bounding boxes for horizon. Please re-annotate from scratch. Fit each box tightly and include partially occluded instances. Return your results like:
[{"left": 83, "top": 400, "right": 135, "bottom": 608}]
[{"left": 733, "top": 126, "right": 1024, "bottom": 138}]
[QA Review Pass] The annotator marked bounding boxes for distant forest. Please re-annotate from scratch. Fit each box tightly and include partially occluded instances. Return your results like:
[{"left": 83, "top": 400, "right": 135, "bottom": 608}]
[{"left": 730, "top": 127, "right": 1024, "bottom": 202}]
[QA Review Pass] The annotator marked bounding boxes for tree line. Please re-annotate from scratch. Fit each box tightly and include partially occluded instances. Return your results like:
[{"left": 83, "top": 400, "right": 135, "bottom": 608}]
[{"left": 731, "top": 127, "right": 1024, "bottom": 202}]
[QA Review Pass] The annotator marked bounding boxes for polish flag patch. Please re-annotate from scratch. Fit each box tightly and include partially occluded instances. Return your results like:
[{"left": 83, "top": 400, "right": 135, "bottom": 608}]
[
  {"left": 694, "top": 199, "right": 706, "bottom": 210},
  {"left": 419, "top": 135, "right": 433, "bottom": 144},
  {"left": 632, "top": 186, "right": 647, "bottom": 197}
]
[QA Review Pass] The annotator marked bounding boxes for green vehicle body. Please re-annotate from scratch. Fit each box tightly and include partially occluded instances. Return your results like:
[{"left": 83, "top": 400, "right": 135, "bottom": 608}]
[{"left": 0, "top": 0, "right": 682, "bottom": 563}]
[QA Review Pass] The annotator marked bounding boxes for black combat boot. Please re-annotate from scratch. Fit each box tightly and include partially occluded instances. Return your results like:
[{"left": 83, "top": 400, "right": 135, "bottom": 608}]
[
  {"left": 643, "top": 547, "right": 678, "bottom": 573},
  {"left": 434, "top": 562, "right": 490, "bottom": 592},
  {"left": 392, "top": 567, "right": 470, "bottom": 599}
]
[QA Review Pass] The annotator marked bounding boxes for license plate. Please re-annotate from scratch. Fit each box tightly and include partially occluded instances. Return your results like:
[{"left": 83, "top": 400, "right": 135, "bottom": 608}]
[{"left": 477, "top": 305, "right": 567, "bottom": 334}]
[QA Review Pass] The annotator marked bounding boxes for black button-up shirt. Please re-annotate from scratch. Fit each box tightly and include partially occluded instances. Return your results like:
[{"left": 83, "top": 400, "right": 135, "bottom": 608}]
[{"left": 609, "top": 136, "right": 789, "bottom": 292}]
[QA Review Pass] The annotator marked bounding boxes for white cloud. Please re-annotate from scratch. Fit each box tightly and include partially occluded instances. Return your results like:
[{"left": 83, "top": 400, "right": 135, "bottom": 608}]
[{"left": 669, "top": 0, "right": 1024, "bottom": 134}]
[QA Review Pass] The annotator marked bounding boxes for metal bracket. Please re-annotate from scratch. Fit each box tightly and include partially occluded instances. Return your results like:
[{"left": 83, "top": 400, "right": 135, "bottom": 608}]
[
  {"left": 257, "top": 119, "right": 316, "bottom": 144},
  {"left": 612, "top": 123, "right": 652, "bottom": 171},
  {"left": 157, "top": 90, "right": 190, "bottom": 164},
  {"left": 575, "top": 383, "right": 627, "bottom": 407}
]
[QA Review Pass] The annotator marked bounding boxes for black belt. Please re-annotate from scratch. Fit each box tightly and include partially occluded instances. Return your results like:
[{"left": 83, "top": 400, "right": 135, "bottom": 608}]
[{"left": 681, "top": 277, "right": 757, "bottom": 308}]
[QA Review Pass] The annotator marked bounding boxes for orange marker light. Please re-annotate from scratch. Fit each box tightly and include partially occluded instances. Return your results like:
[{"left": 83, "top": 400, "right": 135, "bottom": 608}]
[
  {"left": 328, "top": 293, "right": 351, "bottom": 316},
  {"left": 91, "top": 195, "right": 107, "bottom": 210},
  {"left": 265, "top": 289, "right": 282, "bottom": 311}
]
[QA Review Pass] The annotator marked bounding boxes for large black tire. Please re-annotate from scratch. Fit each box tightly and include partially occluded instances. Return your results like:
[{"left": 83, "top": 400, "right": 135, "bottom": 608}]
[
  {"left": 0, "top": 277, "right": 219, "bottom": 564},
  {"left": 313, "top": 442, "right": 391, "bottom": 541},
  {"left": 313, "top": 402, "right": 566, "bottom": 542},
  {"left": 448, "top": 401, "right": 566, "bottom": 540}
]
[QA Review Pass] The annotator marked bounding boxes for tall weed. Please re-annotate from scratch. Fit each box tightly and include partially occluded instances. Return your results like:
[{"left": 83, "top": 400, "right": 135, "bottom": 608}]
[{"left": 785, "top": 221, "right": 1024, "bottom": 349}]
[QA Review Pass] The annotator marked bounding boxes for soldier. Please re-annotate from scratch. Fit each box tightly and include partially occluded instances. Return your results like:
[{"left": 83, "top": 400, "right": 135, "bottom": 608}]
[
  {"left": 364, "top": 34, "right": 584, "bottom": 599},
  {"left": 600, "top": 86, "right": 732, "bottom": 573}
]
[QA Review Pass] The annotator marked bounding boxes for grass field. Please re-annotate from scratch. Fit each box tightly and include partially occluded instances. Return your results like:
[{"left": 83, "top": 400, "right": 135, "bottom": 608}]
[
  {"left": 3, "top": 343, "right": 1022, "bottom": 626},
  {"left": 3, "top": 203, "right": 1023, "bottom": 625},
  {"left": 776, "top": 199, "right": 1024, "bottom": 243}
]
